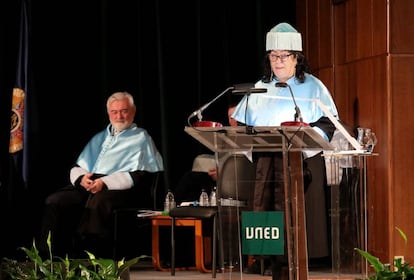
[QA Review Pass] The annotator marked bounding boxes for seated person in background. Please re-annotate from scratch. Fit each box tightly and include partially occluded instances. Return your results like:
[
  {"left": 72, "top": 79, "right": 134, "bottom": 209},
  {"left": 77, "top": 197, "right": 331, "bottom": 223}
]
[
  {"left": 174, "top": 154, "right": 216, "bottom": 204},
  {"left": 174, "top": 102, "right": 238, "bottom": 204},
  {"left": 38, "top": 91, "right": 164, "bottom": 258}
]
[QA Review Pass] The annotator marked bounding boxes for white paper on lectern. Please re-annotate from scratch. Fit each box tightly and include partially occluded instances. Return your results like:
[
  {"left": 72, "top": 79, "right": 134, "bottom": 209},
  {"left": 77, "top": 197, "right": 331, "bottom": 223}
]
[
  {"left": 258, "top": 95, "right": 363, "bottom": 152},
  {"left": 281, "top": 96, "right": 365, "bottom": 153},
  {"left": 312, "top": 99, "right": 363, "bottom": 152}
]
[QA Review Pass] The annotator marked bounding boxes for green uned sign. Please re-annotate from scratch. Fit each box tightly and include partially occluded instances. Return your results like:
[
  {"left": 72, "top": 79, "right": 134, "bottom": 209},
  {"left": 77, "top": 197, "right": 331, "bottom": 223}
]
[{"left": 241, "top": 211, "right": 284, "bottom": 255}]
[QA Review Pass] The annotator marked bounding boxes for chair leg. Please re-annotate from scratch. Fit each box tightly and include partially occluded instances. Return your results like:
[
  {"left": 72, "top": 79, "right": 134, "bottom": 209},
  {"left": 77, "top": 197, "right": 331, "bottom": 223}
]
[
  {"left": 171, "top": 217, "right": 175, "bottom": 276},
  {"left": 212, "top": 215, "right": 217, "bottom": 278},
  {"left": 217, "top": 208, "right": 225, "bottom": 274},
  {"left": 112, "top": 211, "right": 118, "bottom": 260}
]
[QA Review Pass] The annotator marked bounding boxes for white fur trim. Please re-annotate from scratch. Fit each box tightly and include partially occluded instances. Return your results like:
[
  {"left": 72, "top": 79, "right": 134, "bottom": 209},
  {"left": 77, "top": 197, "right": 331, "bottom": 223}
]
[
  {"left": 100, "top": 172, "right": 133, "bottom": 190},
  {"left": 70, "top": 166, "right": 88, "bottom": 185}
]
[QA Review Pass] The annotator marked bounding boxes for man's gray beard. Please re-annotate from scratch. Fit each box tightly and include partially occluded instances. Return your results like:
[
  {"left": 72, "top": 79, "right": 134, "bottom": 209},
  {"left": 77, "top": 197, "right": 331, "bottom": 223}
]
[{"left": 112, "top": 122, "right": 130, "bottom": 133}]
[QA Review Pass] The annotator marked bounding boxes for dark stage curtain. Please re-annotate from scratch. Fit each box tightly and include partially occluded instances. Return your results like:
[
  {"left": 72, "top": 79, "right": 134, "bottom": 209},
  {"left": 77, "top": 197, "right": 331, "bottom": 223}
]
[{"left": 0, "top": 0, "right": 295, "bottom": 258}]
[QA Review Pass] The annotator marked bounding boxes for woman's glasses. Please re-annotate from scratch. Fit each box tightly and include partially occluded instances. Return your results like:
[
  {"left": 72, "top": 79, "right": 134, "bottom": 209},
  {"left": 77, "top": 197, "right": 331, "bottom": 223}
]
[{"left": 269, "top": 53, "right": 293, "bottom": 62}]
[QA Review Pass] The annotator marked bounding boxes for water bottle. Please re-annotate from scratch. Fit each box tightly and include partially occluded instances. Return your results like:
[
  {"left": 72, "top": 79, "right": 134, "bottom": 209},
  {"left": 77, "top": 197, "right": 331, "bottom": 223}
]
[
  {"left": 199, "top": 189, "right": 209, "bottom": 206},
  {"left": 164, "top": 189, "right": 176, "bottom": 212},
  {"left": 209, "top": 186, "right": 217, "bottom": 206}
]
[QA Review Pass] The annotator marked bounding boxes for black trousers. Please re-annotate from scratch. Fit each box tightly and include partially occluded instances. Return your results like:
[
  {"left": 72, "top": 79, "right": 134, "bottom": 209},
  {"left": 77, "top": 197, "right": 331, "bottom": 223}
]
[{"left": 39, "top": 186, "right": 138, "bottom": 258}]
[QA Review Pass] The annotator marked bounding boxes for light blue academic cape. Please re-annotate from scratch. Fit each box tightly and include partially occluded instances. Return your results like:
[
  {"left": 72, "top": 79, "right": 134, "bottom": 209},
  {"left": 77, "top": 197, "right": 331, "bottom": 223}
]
[
  {"left": 232, "top": 73, "right": 338, "bottom": 140},
  {"left": 76, "top": 123, "right": 164, "bottom": 174}
]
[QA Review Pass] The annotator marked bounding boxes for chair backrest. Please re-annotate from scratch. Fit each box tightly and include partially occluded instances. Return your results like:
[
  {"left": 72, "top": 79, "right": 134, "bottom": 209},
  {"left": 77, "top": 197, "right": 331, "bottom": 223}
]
[
  {"left": 216, "top": 154, "right": 256, "bottom": 209},
  {"left": 132, "top": 171, "right": 163, "bottom": 210},
  {"left": 149, "top": 171, "right": 165, "bottom": 210}
]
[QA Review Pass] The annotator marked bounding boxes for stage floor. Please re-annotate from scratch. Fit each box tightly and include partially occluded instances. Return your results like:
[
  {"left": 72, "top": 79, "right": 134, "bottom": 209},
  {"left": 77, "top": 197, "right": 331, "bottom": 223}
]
[
  {"left": 129, "top": 269, "right": 361, "bottom": 280},
  {"left": 128, "top": 263, "right": 363, "bottom": 280}
]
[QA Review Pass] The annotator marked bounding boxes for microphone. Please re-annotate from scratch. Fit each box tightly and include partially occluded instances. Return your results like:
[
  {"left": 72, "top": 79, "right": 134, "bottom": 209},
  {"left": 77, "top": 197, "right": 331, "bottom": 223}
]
[
  {"left": 188, "top": 86, "right": 234, "bottom": 121},
  {"left": 275, "top": 82, "right": 303, "bottom": 123},
  {"left": 231, "top": 83, "right": 267, "bottom": 95}
]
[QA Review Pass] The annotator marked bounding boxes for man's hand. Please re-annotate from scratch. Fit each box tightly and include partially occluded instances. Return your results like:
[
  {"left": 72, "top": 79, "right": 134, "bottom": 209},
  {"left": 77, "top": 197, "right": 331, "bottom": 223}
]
[{"left": 81, "top": 173, "right": 106, "bottom": 193}]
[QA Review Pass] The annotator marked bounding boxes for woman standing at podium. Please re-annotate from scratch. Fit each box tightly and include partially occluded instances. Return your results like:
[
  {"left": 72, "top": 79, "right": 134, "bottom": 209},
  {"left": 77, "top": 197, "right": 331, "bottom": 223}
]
[{"left": 231, "top": 22, "right": 339, "bottom": 278}]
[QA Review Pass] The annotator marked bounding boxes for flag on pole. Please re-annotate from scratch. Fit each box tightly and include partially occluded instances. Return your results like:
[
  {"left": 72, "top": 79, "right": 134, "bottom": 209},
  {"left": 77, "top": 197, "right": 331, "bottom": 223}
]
[
  {"left": 9, "top": 90, "right": 25, "bottom": 154},
  {"left": 9, "top": 0, "right": 30, "bottom": 187}
]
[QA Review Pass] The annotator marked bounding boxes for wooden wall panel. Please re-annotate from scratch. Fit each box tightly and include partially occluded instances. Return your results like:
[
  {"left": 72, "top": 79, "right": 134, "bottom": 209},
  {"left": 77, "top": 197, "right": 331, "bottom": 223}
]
[
  {"left": 353, "top": 58, "right": 386, "bottom": 129},
  {"left": 333, "top": 2, "right": 347, "bottom": 65},
  {"left": 391, "top": 57, "right": 414, "bottom": 260},
  {"left": 318, "top": 0, "right": 333, "bottom": 68},
  {"left": 296, "top": 0, "right": 307, "bottom": 54},
  {"left": 315, "top": 67, "right": 334, "bottom": 96},
  {"left": 372, "top": 0, "right": 387, "bottom": 55},
  {"left": 354, "top": 56, "right": 389, "bottom": 260},
  {"left": 333, "top": 64, "right": 354, "bottom": 124},
  {"left": 344, "top": 0, "right": 359, "bottom": 61},
  {"left": 298, "top": 0, "right": 397, "bottom": 264},
  {"left": 306, "top": 0, "right": 321, "bottom": 69},
  {"left": 354, "top": 1, "right": 375, "bottom": 59},
  {"left": 342, "top": 0, "right": 376, "bottom": 61},
  {"left": 331, "top": 0, "right": 386, "bottom": 59},
  {"left": 390, "top": 0, "right": 414, "bottom": 53}
]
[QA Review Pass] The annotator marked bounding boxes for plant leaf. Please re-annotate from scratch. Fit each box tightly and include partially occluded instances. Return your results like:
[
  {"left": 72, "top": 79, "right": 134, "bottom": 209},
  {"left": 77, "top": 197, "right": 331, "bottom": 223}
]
[
  {"left": 395, "top": 226, "right": 408, "bottom": 246},
  {"left": 354, "top": 248, "right": 385, "bottom": 273}
]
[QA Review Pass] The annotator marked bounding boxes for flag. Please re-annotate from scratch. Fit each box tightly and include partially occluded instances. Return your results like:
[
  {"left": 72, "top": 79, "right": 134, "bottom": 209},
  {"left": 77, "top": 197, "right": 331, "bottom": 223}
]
[{"left": 9, "top": 0, "right": 30, "bottom": 188}]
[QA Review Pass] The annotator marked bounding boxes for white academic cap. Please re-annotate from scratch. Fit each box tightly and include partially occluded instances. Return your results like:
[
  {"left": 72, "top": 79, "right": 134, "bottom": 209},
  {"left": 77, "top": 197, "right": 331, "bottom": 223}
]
[
  {"left": 266, "top": 22, "right": 302, "bottom": 51},
  {"left": 191, "top": 154, "right": 215, "bottom": 173}
]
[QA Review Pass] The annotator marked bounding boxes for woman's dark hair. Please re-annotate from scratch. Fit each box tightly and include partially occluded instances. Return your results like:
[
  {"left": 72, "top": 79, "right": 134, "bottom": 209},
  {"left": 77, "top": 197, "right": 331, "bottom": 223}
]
[{"left": 261, "top": 51, "right": 311, "bottom": 83}]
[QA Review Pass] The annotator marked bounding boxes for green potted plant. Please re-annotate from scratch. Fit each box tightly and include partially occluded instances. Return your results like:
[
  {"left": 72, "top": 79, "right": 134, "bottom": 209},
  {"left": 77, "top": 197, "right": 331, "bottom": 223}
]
[
  {"left": 1, "top": 232, "right": 151, "bottom": 280},
  {"left": 355, "top": 227, "right": 414, "bottom": 280}
]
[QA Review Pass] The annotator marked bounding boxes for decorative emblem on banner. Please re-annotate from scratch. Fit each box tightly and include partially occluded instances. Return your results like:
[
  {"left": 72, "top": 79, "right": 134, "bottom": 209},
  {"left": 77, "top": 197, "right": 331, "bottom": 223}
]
[{"left": 10, "top": 87, "right": 25, "bottom": 153}]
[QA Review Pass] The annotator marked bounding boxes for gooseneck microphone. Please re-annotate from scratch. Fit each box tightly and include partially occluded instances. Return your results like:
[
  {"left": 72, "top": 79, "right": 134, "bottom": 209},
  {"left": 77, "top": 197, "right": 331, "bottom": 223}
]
[
  {"left": 188, "top": 87, "right": 234, "bottom": 122},
  {"left": 188, "top": 84, "right": 267, "bottom": 123},
  {"left": 275, "top": 82, "right": 303, "bottom": 123}
]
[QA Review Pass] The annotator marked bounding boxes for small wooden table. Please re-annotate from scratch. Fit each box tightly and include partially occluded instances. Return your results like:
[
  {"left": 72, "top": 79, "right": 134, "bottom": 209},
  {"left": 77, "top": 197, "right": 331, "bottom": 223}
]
[{"left": 150, "top": 215, "right": 212, "bottom": 273}]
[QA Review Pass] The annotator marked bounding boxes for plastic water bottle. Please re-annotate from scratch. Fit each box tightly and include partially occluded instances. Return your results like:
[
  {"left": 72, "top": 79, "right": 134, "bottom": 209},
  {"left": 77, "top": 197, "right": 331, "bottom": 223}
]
[
  {"left": 209, "top": 186, "right": 217, "bottom": 206},
  {"left": 164, "top": 189, "right": 176, "bottom": 212},
  {"left": 199, "top": 189, "right": 209, "bottom": 206}
]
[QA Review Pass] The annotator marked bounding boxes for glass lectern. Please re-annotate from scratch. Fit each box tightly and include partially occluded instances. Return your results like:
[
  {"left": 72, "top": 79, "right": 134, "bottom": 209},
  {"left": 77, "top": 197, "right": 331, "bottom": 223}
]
[{"left": 185, "top": 125, "right": 334, "bottom": 280}]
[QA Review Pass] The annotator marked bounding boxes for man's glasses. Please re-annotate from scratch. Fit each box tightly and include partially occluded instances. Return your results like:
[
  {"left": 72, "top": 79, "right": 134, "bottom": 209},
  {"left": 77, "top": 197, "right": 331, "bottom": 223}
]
[{"left": 269, "top": 53, "right": 293, "bottom": 62}]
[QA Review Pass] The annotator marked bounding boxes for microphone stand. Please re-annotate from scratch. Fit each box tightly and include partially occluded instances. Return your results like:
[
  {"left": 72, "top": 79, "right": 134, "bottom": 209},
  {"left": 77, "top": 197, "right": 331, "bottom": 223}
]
[
  {"left": 275, "top": 82, "right": 303, "bottom": 123},
  {"left": 275, "top": 82, "right": 305, "bottom": 280},
  {"left": 187, "top": 84, "right": 267, "bottom": 127},
  {"left": 231, "top": 84, "right": 267, "bottom": 134},
  {"left": 187, "top": 87, "right": 234, "bottom": 126},
  {"left": 244, "top": 95, "right": 256, "bottom": 134},
  {"left": 275, "top": 82, "right": 306, "bottom": 152}
]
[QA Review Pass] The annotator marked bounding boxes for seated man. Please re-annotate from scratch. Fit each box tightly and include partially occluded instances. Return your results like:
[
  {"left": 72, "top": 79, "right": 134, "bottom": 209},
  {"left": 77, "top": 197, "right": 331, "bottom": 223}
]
[{"left": 38, "top": 91, "right": 164, "bottom": 258}]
